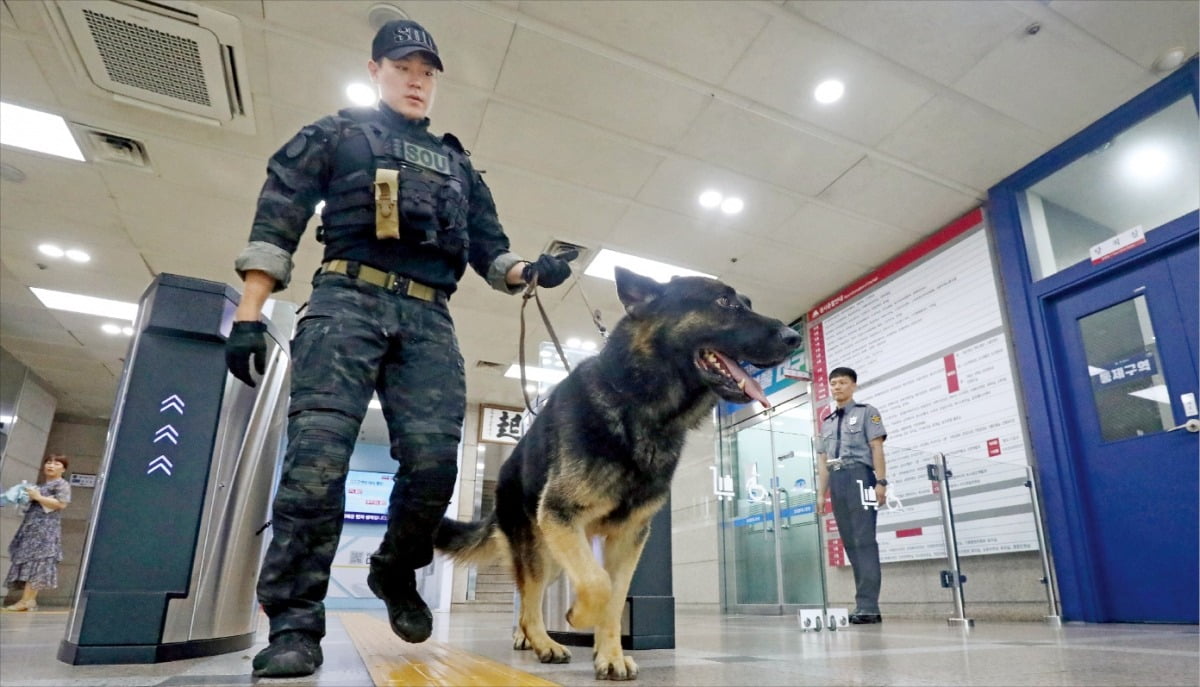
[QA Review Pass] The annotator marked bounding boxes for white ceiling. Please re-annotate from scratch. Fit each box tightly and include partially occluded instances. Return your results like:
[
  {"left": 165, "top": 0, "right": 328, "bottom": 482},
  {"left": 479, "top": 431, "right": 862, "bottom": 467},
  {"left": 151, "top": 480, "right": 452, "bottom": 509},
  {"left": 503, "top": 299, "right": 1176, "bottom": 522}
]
[{"left": 0, "top": 0, "right": 1194, "bottom": 443}]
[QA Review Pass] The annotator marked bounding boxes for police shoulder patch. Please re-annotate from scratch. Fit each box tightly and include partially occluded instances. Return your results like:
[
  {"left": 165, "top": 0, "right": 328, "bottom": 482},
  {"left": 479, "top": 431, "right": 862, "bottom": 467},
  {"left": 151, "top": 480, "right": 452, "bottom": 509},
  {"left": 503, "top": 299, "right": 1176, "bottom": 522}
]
[{"left": 870, "top": 414, "right": 882, "bottom": 424}]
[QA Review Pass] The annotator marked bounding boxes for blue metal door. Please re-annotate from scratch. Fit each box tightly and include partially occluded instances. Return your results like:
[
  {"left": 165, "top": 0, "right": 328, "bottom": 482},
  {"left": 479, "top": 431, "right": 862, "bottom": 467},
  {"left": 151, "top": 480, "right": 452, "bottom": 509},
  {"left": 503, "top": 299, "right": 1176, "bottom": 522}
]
[{"left": 1049, "top": 238, "right": 1198, "bottom": 623}]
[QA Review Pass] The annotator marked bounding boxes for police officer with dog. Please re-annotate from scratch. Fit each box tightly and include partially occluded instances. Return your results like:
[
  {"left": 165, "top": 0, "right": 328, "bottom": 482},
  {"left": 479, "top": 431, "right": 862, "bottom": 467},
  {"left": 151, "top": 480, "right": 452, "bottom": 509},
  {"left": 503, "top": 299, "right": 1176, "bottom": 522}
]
[
  {"left": 814, "top": 366, "right": 888, "bottom": 625},
  {"left": 225, "top": 19, "right": 574, "bottom": 677}
]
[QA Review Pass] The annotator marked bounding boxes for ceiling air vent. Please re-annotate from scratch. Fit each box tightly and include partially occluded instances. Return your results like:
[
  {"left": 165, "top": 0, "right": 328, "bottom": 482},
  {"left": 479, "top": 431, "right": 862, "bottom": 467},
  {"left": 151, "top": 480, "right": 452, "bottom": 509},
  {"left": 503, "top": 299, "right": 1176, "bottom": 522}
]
[
  {"left": 76, "top": 127, "right": 152, "bottom": 169},
  {"left": 46, "top": 0, "right": 256, "bottom": 133}
]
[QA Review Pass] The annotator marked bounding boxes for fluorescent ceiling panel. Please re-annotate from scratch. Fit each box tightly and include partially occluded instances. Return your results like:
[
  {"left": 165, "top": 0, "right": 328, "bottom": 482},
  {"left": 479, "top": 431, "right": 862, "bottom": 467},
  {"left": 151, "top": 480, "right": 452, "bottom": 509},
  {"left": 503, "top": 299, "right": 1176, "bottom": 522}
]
[{"left": 584, "top": 248, "right": 714, "bottom": 283}]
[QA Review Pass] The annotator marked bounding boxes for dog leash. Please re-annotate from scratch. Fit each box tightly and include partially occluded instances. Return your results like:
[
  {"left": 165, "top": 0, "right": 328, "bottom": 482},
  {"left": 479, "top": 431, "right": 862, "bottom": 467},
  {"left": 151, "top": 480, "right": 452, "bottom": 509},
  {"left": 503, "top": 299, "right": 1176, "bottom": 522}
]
[{"left": 519, "top": 271, "right": 572, "bottom": 415}]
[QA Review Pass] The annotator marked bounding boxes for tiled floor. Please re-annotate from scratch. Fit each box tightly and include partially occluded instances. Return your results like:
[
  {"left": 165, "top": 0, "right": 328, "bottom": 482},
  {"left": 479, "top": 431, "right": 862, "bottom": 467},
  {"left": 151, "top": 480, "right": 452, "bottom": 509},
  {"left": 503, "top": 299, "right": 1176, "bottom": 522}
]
[{"left": 1, "top": 606, "right": 1196, "bottom": 686}]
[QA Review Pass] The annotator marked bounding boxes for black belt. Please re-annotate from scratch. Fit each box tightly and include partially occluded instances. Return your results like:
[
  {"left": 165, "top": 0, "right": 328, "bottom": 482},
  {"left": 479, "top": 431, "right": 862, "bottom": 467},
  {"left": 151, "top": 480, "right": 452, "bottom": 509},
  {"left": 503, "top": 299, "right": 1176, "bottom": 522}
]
[
  {"left": 320, "top": 260, "right": 446, "bottom": 304},
  {"left": 826, "top": 459, "right": 866, "bottom": 472}
]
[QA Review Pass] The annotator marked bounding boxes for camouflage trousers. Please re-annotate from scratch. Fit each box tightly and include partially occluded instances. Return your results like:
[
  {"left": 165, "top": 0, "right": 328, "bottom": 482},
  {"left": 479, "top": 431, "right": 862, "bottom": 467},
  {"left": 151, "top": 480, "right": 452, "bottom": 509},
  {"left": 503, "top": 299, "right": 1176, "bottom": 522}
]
[{"left": 256, "top": 273, "right": 465, "bottom": 640}]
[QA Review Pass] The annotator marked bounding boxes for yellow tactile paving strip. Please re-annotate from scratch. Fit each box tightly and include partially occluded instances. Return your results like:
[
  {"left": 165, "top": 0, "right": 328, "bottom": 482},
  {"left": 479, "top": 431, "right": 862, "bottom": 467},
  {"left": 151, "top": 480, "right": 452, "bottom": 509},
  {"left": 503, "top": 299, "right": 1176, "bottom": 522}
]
[{"left": 341, "top": 612, "right": 560, "bottom": 687}]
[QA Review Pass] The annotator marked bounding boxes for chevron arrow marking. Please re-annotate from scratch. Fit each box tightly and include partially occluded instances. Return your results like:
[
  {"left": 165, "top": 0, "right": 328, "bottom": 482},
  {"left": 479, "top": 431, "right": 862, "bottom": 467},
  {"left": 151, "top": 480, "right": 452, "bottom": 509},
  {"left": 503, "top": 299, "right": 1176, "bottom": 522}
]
[
  {"left": 153, "top": 425, "right": 179, "bottom": 444},
  {"left": 160, "top": 394, "right": 186, "bottom": 414},
  {"left": 147, "top": 455, "right": 173, "bottom": 476}
]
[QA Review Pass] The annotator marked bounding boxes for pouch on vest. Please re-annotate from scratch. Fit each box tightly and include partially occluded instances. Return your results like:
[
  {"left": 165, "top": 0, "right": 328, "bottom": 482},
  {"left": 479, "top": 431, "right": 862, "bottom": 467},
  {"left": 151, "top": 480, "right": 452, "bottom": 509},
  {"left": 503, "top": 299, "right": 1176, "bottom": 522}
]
[{"left": 374, "top": 168, "right": 400, "bottom": 240}]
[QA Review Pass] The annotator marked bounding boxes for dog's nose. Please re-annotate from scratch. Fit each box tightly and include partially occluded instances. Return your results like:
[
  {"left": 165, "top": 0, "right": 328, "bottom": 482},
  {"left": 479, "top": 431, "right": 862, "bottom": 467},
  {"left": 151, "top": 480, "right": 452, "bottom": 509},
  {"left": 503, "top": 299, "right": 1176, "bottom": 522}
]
[{"left": 779, "top": 326, "right": 802, "bottom": 349}]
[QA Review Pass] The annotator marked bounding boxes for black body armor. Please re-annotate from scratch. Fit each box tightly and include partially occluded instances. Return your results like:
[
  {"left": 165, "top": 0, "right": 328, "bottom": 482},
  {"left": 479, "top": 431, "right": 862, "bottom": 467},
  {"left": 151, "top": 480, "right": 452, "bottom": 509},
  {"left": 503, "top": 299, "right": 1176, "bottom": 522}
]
[{"left": 317, "top": 108, "right": 471, "bottom": 262}]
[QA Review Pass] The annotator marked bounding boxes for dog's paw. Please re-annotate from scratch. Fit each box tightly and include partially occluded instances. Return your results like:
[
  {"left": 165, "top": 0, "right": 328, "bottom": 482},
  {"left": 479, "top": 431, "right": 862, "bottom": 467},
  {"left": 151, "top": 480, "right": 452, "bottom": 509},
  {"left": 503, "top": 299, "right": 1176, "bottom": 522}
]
[
  {"left": 534, "top": 641, "right": 572, "bottom": 664},
  {"left": 594, "top": 652, "right": 638, "bottom": 681},
  {"left": 512, "top": 628, "right": 531, "bottom": 650}
]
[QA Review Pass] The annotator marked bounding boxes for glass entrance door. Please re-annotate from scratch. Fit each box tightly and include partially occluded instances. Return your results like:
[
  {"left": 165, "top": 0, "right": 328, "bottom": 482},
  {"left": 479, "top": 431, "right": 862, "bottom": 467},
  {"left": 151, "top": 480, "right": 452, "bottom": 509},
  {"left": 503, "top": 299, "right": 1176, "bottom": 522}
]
[{"left": 719, "top": 397, "right": 825, "bottom": 613}]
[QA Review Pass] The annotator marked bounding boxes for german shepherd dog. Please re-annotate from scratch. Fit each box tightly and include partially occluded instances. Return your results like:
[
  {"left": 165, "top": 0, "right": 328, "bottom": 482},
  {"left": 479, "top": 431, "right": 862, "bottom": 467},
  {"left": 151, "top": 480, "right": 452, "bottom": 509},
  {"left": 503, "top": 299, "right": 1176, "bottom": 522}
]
[{"left": 435, "top": 267, "right": 801, "bottom": 680}]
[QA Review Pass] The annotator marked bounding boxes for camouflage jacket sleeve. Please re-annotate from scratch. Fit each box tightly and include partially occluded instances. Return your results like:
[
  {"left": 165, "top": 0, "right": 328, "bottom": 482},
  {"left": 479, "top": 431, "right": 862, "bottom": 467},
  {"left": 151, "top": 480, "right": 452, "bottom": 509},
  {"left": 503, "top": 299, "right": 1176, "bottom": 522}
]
[
  {"left": 234, "top": 116, "right": 342, "bottom": 291},
  {"left": 463, "top": 165, "right": 525, "bottom": 294}
]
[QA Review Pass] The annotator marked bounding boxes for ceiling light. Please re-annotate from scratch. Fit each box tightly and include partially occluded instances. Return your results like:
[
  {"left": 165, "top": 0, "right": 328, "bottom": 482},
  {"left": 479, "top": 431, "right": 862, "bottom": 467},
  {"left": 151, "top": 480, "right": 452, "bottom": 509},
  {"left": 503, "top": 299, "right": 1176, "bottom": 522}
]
[
  {"left": 38, "top": 244, "right": 65, "bottom": 258},
  {"left": 525, "top": 384, "right": 538, "bottom": 393},
  {"left": 814, "top": 79, "right": 845, "bottom": 104},
  {"left": 30, "top": 288, "right": 137, "bottom": 321},
  {"left": 698, "top": 190, "right": 722, "bottom": 208},
  {"left": 584, "top": 248, "right": 715, "bottom": 283},
  {"left": 504, "top": 364, "right": 568, "bottom": 384},
  {"left": 101, "top": 323, "right": 122, "bottom": 335},
  {"left": 122, "top": 326, "right": 133, "bottom": 336},
  {"left": 720, "top": 197, "right": 744, "bottom": 215},
  {"left": 0, "top": 102, "right": 85, "bottom": 161},
  {"left": 581, "top": 340, "right": 597, "bottom": 352},
  {"left": 346, "top": 83, "right": 377, "bottom": 106},
  {"left": 64, "top": 249, "right": 91, "bottom": 263},
  {"left": 566, "top": 337, "right": 582, "bottom": 349}
]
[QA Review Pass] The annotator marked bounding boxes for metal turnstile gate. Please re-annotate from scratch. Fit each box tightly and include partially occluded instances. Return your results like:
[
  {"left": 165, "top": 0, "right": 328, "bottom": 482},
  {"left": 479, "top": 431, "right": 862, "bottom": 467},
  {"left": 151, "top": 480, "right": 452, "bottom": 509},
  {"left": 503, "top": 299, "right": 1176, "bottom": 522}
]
[{"left": 59, "top": 274, "right": 295, "bottom": 664}]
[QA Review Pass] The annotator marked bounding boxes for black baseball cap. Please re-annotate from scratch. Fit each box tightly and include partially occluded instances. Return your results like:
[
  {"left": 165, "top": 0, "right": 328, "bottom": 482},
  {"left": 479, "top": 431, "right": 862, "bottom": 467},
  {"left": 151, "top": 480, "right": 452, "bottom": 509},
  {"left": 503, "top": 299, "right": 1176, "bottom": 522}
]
[{"left": 371, "top": 19, "right": 443, "bottom": 71}]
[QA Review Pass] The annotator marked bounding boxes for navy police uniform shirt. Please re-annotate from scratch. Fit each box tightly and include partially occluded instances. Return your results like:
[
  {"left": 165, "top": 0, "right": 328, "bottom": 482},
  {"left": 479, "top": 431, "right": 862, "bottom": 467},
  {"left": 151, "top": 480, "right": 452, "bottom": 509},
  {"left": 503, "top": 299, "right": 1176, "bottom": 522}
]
[{"left": 815, "top": 403, "right": 887, "bottom": 468}]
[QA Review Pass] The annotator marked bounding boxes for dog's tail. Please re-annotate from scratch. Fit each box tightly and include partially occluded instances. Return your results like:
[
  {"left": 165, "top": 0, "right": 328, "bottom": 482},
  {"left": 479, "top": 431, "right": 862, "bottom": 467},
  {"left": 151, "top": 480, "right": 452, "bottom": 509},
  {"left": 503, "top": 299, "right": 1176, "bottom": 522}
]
[{"left": 435, "top": 512, "right": 506, "bottom": 566}]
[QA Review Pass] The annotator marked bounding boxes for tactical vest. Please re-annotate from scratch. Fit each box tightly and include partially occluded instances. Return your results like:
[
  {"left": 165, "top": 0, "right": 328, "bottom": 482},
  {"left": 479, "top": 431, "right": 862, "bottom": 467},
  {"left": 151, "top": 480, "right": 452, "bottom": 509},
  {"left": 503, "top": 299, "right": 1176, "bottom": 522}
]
[{"left": 318, "top": 108, "right": 471, "bottom": 261}]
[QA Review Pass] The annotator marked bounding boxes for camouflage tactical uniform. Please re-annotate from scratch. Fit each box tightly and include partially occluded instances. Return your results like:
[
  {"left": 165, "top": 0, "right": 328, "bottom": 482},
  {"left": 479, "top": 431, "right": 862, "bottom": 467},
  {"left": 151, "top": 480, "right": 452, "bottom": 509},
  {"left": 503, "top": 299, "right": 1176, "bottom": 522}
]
[{"left": 235, "top": 103, "right": 524, "bottom": 642}]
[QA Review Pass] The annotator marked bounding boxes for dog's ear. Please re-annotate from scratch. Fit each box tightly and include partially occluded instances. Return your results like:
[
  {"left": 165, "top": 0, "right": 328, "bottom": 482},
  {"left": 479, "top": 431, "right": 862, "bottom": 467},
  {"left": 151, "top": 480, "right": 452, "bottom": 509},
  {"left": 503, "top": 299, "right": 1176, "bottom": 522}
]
[{"left": 615, "top": 267, "right": 665, "bottom": 316}]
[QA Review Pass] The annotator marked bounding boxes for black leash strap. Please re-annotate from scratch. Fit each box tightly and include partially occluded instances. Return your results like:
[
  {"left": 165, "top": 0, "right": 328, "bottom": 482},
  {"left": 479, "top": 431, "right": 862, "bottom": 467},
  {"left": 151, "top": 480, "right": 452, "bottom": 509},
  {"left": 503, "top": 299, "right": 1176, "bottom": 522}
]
[{"left": 519, "top": 274, "right": 572, "bottom": 415}]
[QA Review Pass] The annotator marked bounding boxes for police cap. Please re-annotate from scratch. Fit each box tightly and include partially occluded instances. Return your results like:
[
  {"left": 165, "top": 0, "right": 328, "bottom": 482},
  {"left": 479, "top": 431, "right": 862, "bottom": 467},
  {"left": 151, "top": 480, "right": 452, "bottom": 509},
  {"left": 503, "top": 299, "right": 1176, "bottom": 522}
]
[{"left": 372, "top": 19, "right": 443, "bottom": 71}]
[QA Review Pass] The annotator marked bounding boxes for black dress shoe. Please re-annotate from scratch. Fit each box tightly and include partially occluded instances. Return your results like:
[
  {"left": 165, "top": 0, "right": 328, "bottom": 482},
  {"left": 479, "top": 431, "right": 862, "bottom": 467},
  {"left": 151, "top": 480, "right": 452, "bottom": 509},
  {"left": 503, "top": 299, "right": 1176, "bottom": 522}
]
[
  {"left": 368, "top": 556, "right": 433, "bottom": 643},
  {"left": 251, "top": 631, "right": 324, "bottom": 677},
  {"left": 849, "top": 613, "right": 882, "bottom": 624}
]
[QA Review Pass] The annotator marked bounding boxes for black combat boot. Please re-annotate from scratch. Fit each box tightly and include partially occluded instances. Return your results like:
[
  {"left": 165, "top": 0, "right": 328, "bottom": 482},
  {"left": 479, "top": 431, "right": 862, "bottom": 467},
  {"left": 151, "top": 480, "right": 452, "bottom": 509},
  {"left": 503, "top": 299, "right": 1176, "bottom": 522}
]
[
  {"left": 367, "top": 554, "right": 433, "bottom": 643},
  {"left": 251, "top": 631, "right": 324, "bottom": 677}
]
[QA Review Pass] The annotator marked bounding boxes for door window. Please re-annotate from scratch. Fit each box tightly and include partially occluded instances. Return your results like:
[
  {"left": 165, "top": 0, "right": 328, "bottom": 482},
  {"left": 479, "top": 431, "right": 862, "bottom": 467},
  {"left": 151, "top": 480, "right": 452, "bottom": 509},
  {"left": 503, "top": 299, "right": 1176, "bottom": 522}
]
[
  {"left": 1021, "top": 96, "right": 1199, "bottom": 280},
  {"left": 1077, "top": 295, "right": 1173, "bottom": 442}
]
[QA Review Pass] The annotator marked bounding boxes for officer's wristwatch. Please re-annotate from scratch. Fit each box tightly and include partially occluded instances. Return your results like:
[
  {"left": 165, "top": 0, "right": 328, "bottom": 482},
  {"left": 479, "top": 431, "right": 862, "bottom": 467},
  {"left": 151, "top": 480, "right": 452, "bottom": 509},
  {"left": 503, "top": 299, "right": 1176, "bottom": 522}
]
[{"left": 877, "top": 479, "right": 889, "bottom": 487}]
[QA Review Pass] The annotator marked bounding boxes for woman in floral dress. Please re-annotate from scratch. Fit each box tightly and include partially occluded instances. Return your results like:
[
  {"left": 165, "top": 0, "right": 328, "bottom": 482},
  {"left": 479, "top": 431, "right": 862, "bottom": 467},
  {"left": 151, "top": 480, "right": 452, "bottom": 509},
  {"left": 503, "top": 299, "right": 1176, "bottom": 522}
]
[{"left": 4, "top": 454, "right": 71, "bottom": 611}]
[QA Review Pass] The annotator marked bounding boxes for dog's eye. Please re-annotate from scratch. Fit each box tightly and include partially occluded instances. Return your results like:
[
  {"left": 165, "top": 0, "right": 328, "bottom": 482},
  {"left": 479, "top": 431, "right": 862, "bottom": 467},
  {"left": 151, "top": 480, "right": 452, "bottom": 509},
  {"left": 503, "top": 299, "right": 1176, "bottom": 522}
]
[{"left": 717, "top": 296, "right": 744, "bottom": 310}]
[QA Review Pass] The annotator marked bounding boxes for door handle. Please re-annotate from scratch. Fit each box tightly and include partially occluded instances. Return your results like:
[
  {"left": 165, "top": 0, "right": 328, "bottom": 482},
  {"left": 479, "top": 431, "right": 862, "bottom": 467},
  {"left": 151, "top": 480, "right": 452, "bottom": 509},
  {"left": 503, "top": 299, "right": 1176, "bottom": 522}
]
[{"left": 1168, "top": 418, "right": 1200, "bottom": 433}]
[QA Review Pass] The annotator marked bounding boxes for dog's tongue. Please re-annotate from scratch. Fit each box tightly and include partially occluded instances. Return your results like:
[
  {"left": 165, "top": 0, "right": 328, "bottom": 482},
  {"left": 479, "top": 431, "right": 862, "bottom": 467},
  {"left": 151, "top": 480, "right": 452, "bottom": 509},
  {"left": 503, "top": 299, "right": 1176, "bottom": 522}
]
[{"left": 713, "top": 351, "right": 770, "bottom": 408}]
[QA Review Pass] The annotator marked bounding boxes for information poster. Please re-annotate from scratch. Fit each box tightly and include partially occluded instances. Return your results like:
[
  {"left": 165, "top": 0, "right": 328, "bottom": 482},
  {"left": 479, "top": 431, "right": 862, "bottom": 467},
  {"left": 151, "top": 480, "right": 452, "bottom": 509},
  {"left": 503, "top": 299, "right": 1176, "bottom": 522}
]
[
  {"left": 345, "top": 470, "right": 392, "bottom": 523},
  {"left": 808, "top": 209, "right": 1039, "bottom": 565}
]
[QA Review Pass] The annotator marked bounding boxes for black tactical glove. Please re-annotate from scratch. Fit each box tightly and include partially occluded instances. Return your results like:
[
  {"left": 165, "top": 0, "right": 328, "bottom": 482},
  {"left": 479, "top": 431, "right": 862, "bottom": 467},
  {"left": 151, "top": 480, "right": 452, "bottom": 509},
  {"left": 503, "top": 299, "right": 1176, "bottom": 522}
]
[
  {"left": 522, "top": 249, "right": 578, "bottom": 288},
  {"left": 226, "top": 321, "right": 267, "bottom": 388}
]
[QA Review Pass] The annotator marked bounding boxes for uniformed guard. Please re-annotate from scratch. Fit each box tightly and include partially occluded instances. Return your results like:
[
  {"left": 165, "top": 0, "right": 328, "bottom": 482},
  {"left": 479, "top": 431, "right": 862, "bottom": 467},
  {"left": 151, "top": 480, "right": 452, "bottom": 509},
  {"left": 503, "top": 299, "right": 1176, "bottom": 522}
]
[
  {"left": 225, "top": 19, "right": 575, "bottom": 678},
  {"left": 814, "top": 366, "right": 889, "bottom": 625}
]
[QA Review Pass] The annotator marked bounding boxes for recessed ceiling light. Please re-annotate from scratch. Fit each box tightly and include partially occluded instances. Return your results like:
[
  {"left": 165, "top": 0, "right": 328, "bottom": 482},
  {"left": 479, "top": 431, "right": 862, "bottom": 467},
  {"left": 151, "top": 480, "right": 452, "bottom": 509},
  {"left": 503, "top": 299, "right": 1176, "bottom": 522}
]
[
  {"left": 38, "top": 244, "right": 65, "bottom": 258},
  {"left": 0, "top": 102, "right": 85, "bottom": 161},
  {"left": 101, "top": 323, "right": 122, "bottom": 335},
  {"left": 346, "top": 83, "right": 377, "bottom": 106},
  {"left": 583, "top": 248, "right": 715, "bottom": 283},
  {"left": 64, "top": 249, "right": 91, "bottom": 263},
  {"left": 720, "top": 197, "right": 744, "bottom": 215},
  {"left": 698, "top": 189, "right": 723, "bottom": 208},
  {"left": 30, "top": 288, "right": 137, "bottom": 321},
  {"left": 814, "top": 79, "right": 845, "bottom": 104}
]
